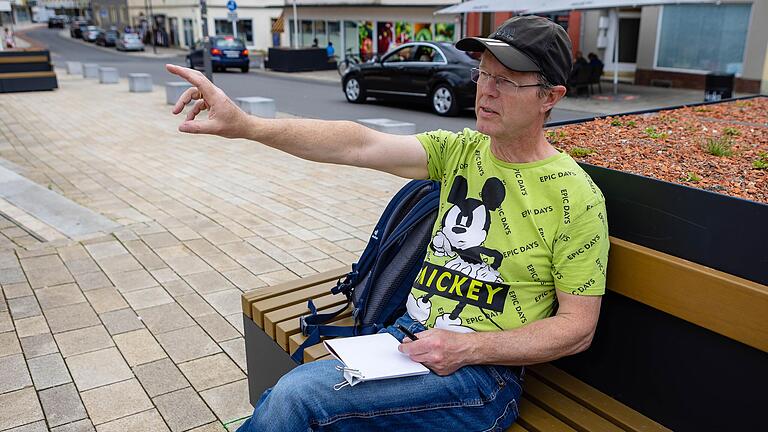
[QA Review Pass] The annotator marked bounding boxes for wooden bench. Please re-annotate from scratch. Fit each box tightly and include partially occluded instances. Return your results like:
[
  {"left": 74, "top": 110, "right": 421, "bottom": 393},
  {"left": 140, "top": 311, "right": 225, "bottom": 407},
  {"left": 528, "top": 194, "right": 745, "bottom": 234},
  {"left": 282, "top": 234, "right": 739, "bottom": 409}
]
[
  {"left": 242, "top": 235, "right": 768, "bottom": 430},
  {"left": 0, "top": 50, "right": 58, "bottom": 93}
]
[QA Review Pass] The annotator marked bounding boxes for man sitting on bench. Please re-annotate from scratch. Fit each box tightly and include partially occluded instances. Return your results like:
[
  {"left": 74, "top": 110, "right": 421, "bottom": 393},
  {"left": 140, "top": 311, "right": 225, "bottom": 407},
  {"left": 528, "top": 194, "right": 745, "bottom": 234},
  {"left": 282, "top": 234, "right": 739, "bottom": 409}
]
[{"left": 167, "top": 15, "right": 609, "bottom": 432}]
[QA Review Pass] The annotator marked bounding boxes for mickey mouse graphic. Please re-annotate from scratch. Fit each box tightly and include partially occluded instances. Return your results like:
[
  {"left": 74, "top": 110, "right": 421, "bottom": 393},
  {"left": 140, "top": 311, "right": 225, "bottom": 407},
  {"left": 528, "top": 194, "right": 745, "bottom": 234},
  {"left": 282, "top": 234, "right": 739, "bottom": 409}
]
[{"left": 407, "top": 175, "right": 506, "bottom": 332}]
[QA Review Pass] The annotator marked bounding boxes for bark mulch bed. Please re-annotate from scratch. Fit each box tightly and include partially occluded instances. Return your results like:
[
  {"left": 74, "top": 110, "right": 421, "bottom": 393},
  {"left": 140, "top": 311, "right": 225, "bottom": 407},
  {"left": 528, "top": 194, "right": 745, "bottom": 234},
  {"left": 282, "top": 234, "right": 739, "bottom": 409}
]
[{"left": 550, "top": 96, "right": 768, "bottom": 204}]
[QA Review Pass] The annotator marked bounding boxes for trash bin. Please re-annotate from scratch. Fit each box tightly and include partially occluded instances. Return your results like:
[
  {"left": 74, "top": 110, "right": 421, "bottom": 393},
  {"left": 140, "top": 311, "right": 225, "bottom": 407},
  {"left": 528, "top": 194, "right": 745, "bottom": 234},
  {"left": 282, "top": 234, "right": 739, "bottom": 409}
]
[{"left": 704, "top": 73, "right": 734, "bottom": 102}]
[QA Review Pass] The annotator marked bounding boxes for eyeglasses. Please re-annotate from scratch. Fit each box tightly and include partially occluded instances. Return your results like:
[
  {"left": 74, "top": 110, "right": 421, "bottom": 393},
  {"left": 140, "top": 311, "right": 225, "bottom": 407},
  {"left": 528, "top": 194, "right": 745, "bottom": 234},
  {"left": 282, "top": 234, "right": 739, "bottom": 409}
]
[{"left": 470, "top": 68, "right": 542, "bottom": 94}]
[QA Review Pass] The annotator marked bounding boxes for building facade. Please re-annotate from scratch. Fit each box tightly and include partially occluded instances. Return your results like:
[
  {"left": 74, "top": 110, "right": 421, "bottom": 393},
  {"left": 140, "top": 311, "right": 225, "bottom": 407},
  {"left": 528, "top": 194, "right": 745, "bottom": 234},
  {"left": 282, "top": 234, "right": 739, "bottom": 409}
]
[
  {"left": 457, "top": 1, "right": 766, "bottom": 93},
  {"left": 89, "top": 0, "right": 283, "bottom": 51},
  {"left": 279, "top": 1, "right": 459, "bottom": 60}
]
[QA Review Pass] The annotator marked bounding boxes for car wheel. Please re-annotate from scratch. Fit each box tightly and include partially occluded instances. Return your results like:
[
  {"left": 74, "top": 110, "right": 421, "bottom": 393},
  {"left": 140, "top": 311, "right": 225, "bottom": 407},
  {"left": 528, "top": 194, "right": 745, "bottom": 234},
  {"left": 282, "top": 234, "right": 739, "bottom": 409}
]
[
  {"left": 344, "top": 76, "right": 366, "bottom": 103},
  {"left": 241, "top": 66, "right": 249, "bottom": 73},
  {"left": 431, "top": 84, "right": 459, "bottom": 116}
]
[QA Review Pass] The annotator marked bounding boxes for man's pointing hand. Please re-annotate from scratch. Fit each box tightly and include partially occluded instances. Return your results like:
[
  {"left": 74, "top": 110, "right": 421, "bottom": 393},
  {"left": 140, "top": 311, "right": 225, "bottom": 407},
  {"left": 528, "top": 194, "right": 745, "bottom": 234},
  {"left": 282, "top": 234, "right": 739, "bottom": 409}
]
[{"left": 165, "top": 64, "right": 248, "bottom": 138}]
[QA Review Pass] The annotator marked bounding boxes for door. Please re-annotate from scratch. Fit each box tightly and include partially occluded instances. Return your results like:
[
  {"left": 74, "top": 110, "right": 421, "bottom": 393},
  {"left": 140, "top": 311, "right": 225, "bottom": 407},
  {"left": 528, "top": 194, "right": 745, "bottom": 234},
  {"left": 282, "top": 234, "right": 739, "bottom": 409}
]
[
  {"left": 183, "top": 19, "right": 194, "bottom": 49},
  {"left": 368, "top": 45, "right": 413, "bottom": 94},
  {"left": 405, "top": 44, "right": 445, "bottom": 95}
]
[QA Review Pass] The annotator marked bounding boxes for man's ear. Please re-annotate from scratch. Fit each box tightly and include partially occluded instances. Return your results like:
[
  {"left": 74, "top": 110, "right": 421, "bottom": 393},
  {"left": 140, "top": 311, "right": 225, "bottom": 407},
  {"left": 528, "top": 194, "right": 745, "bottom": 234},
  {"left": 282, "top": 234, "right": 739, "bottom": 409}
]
[{"left": 542, "top": 85, "right": 567, "bottom": 114}]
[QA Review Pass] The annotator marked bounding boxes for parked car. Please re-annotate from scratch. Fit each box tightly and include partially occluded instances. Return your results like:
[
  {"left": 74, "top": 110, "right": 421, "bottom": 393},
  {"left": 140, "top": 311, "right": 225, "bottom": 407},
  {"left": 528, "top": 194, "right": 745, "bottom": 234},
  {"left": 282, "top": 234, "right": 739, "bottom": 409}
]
[
  {"left": 95, "top": 29, "right": 120, "bottom": 47},
  {"left": 82, "top": 26, "right": 100, "bottom": 43},
  {"left": 69, "top": 20, "right": 88, "bottom": 38},
  {"left": 341, "top": 42, "right": 478, "bottom": 116},
  {"left": 48, "top": 15, "right": 69, "bottom": 29},
  {"left": 116, "top": 33, "right": 145, "bottom": 52},
  {"left": 186, "top": 36, "right": 250, "bottom": 73}
]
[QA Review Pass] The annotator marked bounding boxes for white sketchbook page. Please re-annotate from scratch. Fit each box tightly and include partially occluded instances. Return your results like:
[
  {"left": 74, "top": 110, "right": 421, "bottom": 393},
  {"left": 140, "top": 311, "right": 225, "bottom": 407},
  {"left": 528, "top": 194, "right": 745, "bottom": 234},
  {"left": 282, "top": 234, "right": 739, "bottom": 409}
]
[{"left": 324, "top": 333, "right": 429, "bottom": 381}]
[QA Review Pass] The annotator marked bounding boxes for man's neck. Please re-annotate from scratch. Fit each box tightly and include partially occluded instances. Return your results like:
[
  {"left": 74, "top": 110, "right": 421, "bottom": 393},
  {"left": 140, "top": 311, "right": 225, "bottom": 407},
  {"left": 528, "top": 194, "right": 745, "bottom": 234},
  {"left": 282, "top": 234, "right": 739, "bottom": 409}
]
[{"left": 489, "top": 128, "right": 559, "bottom": 164}]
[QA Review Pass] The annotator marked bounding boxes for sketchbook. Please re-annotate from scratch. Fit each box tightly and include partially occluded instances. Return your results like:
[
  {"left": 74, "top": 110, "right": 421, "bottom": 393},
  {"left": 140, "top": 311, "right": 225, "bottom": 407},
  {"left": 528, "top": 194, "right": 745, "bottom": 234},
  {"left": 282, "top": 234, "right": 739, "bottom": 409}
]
[{"left": 324, "top": 332, "right": 430, "bottom": 388}]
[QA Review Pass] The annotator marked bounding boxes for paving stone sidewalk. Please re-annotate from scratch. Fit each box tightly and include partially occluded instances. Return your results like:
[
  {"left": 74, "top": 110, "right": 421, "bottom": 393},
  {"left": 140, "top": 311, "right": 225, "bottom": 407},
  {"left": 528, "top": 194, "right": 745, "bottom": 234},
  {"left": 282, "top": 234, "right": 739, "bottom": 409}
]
[{"left": 0, "top": 70, "right": 407, "bottom": 431}]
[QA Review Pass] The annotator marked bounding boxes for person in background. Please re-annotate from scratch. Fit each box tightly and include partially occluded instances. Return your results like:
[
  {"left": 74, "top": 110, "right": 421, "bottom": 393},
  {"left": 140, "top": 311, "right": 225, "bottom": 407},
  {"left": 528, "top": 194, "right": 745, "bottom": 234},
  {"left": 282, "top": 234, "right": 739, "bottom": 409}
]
[
  {"left": 588, "top": 52, "right": 603, "bottom": 69},
  {"left": 326, "top": 41, "right": 335, "bottom": 58},
  {"left": 4, "top": 28, "right": 15, "bottom": 49},
  {"left": 569, "top": 51, "right": 587, "bottom": 81},
  {"left": 312, "top": 38, "right": 319, "bottom": 47}
]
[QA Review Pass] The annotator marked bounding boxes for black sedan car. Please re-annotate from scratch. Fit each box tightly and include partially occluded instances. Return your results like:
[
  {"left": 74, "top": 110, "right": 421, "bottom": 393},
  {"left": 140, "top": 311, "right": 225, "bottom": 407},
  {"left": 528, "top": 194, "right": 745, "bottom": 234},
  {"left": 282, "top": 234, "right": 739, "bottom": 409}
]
[
  {"left": 341, "top": 42, "right": 478, "bottom": 116},
  {"left": 186, "top": 36, "right": 250, "bottom": 73}
]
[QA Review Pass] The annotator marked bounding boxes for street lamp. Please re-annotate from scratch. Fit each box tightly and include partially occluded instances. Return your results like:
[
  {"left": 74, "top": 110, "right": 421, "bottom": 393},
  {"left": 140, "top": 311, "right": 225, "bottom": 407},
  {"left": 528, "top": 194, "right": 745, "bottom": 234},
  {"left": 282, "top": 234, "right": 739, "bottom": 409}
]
[
  {"left": 199, "top": 0, "right": 212, "bottom": 81},
  {"left": 147, "top": 0, "right": 157, "bottom": 54}
]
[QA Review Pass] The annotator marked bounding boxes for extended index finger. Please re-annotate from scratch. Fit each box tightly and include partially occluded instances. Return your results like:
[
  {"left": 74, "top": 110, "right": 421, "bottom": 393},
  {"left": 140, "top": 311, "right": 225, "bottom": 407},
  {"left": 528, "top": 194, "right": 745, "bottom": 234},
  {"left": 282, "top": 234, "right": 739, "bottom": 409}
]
[{"left": 166, "top": 64, "right": 215, "bottom": 95}]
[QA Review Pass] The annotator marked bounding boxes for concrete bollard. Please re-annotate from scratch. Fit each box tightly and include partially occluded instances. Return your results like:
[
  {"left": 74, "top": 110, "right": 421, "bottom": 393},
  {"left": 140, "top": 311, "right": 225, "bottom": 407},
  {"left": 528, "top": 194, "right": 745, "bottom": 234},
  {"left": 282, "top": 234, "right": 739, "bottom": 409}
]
[
  {"left": 235, "top": 97, "right": 276, "bottom": 118},
  {"left": 128, "top": 73, "right": 153, "bottom": 93},
  {"left": 82, "top": 63, "right": 99, "bottom": 79},
  {"left": 66, "top": 61, "right": 82, "bottom": 75},
  {"left": 98, "top": 67, "right": 119, "bottom": 84},
  {"left": 165, "top": 81, "right": 193, "bottom": 105},
  {"left": 357, "top": 118, "right": 416, "bottom": 135}
]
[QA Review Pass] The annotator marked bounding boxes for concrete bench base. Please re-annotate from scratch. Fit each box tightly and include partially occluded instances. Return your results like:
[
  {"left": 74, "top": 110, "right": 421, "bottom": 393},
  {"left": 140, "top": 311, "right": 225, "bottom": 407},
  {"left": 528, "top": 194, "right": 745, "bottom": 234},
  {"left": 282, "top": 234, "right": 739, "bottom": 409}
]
[
  {"left": 82, "top": 64, "right": 99, "bottom": 79},
  {"left": 66, "top": 61, "right": 82, "bottom": 75},
  {"left": 128, "top": 73, "right": 152, "bottom": 93},
  {"left": 357, "top": 118, "right": 416, "bottom": 135},
  {"left": 165, "top": 81, "right": 193, "bottom": 105},
  {"left": 236, "top": 97, "right": 276, "bottom": 118},
  {"left": 98, "top": 67, "right": 118, "bottom": 84}
]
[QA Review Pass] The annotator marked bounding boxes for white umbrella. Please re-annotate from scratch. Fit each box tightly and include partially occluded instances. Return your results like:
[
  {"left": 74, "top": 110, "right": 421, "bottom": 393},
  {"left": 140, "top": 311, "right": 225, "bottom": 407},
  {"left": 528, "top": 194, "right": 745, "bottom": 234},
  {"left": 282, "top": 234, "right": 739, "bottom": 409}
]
[{"left": 436, "top": 0, "right": 720, "bottom": 95}]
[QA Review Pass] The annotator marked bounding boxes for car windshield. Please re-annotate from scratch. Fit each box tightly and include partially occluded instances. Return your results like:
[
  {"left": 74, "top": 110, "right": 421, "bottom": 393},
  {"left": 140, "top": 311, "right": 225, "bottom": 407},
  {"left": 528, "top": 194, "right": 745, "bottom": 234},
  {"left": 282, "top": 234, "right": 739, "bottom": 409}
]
[
  {"left": 124, "top": 34, "right": 139, "bottom": 40},
  {"left": 214, "top": 39, "right": 245, "bottom": 49}
]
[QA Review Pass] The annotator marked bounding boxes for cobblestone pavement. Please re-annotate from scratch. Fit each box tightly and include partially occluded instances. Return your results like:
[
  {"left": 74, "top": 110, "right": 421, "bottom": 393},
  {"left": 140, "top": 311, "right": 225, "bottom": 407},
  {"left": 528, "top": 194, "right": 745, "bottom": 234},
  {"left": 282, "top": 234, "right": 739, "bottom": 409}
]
[{"left": 0, "top": 70, "right": 408, "bottom": 431}]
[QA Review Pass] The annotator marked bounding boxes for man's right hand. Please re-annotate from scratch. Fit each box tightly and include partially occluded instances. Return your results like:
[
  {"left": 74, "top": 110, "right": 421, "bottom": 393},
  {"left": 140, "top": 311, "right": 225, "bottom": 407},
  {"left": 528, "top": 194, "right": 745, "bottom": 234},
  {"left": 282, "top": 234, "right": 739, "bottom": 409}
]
[{"left": 166, "top": 64, "right": 248, "bottom": 138}]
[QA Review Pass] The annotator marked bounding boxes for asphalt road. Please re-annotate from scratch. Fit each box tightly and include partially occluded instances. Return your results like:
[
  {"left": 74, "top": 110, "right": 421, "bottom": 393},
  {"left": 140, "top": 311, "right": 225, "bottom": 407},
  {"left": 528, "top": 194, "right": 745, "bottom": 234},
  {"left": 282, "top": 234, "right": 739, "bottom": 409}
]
[{"left": 24, "top": 28, "right": 599, "bottom": 133}]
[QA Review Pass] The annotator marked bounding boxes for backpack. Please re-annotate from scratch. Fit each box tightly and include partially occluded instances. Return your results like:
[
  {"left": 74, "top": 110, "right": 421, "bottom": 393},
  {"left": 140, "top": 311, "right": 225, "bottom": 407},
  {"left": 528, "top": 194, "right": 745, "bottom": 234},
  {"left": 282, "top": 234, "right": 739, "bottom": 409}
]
[{"left": 291, "top": 180, "right": 441, "bottom": 364}]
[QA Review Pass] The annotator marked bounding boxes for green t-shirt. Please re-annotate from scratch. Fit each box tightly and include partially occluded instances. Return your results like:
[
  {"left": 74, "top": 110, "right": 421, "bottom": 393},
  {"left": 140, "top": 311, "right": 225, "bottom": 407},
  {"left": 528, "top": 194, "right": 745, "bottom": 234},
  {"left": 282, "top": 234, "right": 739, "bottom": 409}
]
[{"left": 406, "top": 129, "right": 609, "bottom": 333}]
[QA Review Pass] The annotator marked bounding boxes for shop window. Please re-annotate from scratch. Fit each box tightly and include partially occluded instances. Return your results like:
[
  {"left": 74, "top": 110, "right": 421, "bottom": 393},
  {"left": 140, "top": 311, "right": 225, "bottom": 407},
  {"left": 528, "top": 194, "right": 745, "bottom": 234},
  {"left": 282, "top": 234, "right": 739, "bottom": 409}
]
[
  {"left": 343, "top": 21, "right": 358, "bottom": 56},
  {"left": 656, "top": 4, "right": 750, "bottom": 75},
  {"left": 434, "top": 23, "right": 455, "bottom": 42},
  {"left": 301, "top": 20, "right": 313, "bottom": 47},
  {"left": 377, "top": 22, "right": 393, "bottom": 54},
  {"left": 328, "top": 21, "right": 341, "bottom": 53},
  {"left": 214, "top": 19, "right": 254, "bottom": 43},
  {"left": 315, "top": 20, "right": 327, "bottom": 47},
  {"left": 394, "top": 22, "right": 413, "bottom": 46},
  {"left": 358, "top": 21, "right": 373, "bottom": 60},
  {"left": 414, "top": 23, "right": 433, "bottom": 41}
]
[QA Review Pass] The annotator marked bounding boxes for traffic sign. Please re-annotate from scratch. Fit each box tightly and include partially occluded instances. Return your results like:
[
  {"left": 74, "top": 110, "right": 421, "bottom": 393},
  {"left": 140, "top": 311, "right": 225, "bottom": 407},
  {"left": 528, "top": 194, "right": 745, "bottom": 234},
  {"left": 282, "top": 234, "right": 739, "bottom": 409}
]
[
  {"left": 226, "top": 0, "right": 237, "bottom": 11},
  {"left": 227, "top": 11, "right": 238, "bottom": 22}
]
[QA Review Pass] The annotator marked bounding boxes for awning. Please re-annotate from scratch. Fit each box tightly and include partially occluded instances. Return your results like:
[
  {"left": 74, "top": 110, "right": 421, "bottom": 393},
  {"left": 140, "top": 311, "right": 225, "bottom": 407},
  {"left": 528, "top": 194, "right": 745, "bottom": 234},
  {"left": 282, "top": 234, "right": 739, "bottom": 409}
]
[
  {"left": 436, "top": 0, "right": 718, "bottom": 15},
  {"left": 271, "top": 12, "right": 285, "bottom": 33},
  {"left": 435, "top": 0, "right": 541, "bottom": 15}
]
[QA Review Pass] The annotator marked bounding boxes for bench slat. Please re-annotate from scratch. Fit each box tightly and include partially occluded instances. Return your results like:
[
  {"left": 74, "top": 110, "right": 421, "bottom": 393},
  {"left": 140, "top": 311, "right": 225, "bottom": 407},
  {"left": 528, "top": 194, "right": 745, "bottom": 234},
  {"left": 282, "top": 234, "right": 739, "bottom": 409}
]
[
  {"left": 517, "top": 397, "right": 577, "bottom": 432},
  {"left": 508, "top": 423, "right": 529, "bottom": 432},
  {"left": 523, "top": 375, "right": 622, "bottom": 432},
  {"left": 0, "top": 56, "right": 49, "bottom": 64},
  {"left": 252, "top": 280, "right": 340, "bottom": 327},
  {"left": 528, "top": 364, "right": 671, "bottom": 432},
  {"left": 241, "top": 267, "right": 347, "bottom": 319},
  {"left": 263, "top": 292, "right": 347, "bottom": 338},
  {"left": 607, "top": 237, "right": 768, "bottom": 352},
  {"left": 0, "top": 71, "right": 56, "bottom": 79}
]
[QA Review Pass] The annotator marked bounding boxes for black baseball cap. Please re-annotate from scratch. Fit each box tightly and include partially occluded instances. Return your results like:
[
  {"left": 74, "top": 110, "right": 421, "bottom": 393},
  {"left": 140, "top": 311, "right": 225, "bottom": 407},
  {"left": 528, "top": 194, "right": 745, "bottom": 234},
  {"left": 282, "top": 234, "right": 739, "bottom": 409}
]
[{"left": 456, "top": 15, "right": 573, "bottom": 86}]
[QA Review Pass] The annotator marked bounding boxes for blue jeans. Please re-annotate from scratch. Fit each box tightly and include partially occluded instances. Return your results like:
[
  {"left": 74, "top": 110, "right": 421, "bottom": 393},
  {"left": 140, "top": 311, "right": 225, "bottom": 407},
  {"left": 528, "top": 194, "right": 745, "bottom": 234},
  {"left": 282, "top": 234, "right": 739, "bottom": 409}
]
[{"left": 237, "top": 314, "right": 524, "bottom": 432}]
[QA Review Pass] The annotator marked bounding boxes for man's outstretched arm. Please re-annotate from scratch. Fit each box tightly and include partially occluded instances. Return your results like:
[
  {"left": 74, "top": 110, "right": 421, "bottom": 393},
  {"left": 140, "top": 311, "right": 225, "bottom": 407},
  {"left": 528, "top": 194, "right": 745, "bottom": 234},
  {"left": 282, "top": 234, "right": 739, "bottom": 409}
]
[{"left": 166, "top": 64, "right": 428, "bottom": 180}]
